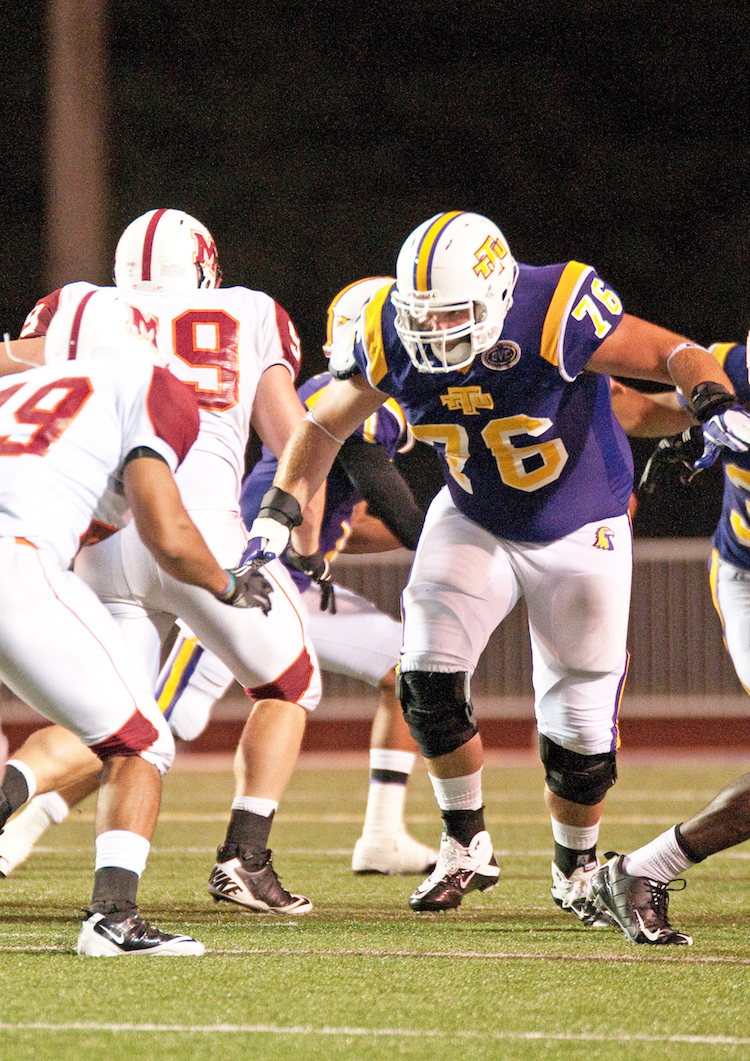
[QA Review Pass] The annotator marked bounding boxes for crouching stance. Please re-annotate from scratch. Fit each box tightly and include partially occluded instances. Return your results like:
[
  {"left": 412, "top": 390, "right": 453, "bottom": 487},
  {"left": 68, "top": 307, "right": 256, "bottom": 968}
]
[
  {"left": 0, "top": 293, "right": 271, "bottom": 955},
  {"left": 242, "top": 211, "right": 747, "bottom": 918}
]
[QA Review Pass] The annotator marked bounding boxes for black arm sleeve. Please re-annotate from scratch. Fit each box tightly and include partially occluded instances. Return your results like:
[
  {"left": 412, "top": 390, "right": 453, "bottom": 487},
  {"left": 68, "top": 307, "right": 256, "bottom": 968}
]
[
  {"left": 335, "top": 437, "right": 425, "bottom": 550},
  {"left": 123, "top": 446, "right": 168, "bottom": 467}
]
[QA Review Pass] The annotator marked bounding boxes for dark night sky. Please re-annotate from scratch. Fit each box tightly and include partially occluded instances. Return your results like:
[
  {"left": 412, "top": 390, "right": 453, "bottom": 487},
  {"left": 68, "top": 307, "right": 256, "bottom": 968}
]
[{"left": 3, "top": 0, "right": 750, "bottom": 532}]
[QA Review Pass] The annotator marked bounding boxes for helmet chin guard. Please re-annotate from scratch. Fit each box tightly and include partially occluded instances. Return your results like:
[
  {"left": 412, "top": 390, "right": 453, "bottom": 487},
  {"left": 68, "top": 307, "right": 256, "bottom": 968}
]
[
  {"left": 114, "top": 209, "right": 220, "bottom": 292},
  {"left": 393, "top": 211, "right": 518, "bottom": 373}
]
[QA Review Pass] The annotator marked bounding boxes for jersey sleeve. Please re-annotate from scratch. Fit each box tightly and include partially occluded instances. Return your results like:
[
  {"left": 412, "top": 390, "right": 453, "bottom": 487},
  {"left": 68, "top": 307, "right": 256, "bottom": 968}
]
[
  {"left": 271, "top": 301, "right": 303, "bottom": 382},
  {"left": 712, "top": 342, "right": 750, "bottom": 403},
  {"left": 19, "top": 290, "right": 63, "bottom": 338},
  {"left": 354, "top": 398, "right": 410, "bottom": 458},
  {"left": 141, "top": 367, "right": 201, "bottom": 468},
  {"left": 541, "top": 263, "right": 625, "bottom": 382}
]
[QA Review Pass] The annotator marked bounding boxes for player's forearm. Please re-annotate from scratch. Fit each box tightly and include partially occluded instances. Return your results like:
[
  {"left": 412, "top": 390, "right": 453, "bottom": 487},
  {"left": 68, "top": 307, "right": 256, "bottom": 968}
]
[
  {"left": 341, "top": 510, "right": 404, "bottom": 553},
  {"left": 274, "top": 419, "right": 341, "bottom": 512},
  {"left": 124, "top": 458, "right": 229, "bottom": 596},
  {"left": 290, "top": 482, "right": 327, "bottom": 555},
  {"left": 667, "top": 344, "right": 737, "bottom": 409},
  {"left": 611, "top": 385, "right": 695, "bottom": 438},
  {"left": 139, "top": 513, "right": 229, "bottom": 594},
  {"left": 0, "top": 336, "right": 45, "bottom": 376}
]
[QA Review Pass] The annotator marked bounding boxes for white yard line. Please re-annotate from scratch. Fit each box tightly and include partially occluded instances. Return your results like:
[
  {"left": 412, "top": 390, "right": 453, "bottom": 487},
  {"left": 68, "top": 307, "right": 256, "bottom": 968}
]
[{"left": 0, "top": 1019, "right": 749, "bottom": 1045}]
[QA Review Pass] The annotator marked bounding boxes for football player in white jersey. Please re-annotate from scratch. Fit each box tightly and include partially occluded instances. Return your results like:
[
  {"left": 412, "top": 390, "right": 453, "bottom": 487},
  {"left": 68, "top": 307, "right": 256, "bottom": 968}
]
[
  {"left": 242, "top": 210, "right": 750, "bottom": 927},
  {"left": 0, "top": 278, "right": 440, "bottom": 880},
  {"left": 1, "top": 209, "right": 325, "bottom": 915},
  {"left": 0, "top": 290, "right": 273, "bottom": 956}
]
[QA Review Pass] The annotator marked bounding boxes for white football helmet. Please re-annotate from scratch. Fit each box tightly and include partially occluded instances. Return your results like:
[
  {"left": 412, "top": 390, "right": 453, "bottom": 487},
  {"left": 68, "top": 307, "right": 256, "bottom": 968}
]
[
  {"left": 323, "top": 275, "right": 395, "bottom": 364},
  {"left": 392, "top": 210, "right": 518, "bottom": 372},
  {"left": 113, "top": 208, "right": 220, "bottom": 292},
  {"left": 45, "top": 289, "right": 168, "bottom": 368}
]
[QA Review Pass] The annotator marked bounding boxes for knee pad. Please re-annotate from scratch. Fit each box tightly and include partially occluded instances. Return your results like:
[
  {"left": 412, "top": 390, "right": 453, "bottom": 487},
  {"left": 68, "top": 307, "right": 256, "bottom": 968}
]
[
  {"left": 539, "top": 734, "right": 617, "bottom": 806},
  {"left": 396, "top": 670, "right": 478, "bottom": 759}
]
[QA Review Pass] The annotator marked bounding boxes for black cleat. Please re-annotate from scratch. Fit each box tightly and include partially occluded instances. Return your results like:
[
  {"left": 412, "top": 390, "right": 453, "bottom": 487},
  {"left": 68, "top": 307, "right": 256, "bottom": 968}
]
[
  {"left": 586, "top": 853, "right": 693, "bottom": 945},
  {"left": 77, "top": 910, "right": 205, "bottom": 956},
  {"left": 208, "top": 845, "right": 312, "bottom": 914},
  {"left": 408, "top": 830, "right": 499, "bottom": 912}
]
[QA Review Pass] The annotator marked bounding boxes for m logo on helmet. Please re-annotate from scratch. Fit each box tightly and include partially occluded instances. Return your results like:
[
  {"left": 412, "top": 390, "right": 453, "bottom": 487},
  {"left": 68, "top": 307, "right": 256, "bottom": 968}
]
[
  {"left": 126, "top": 306, "right": 159, "bottom": 351},
  {"left": 193, "top": 232, "right": 219, "bottom": 283},
  {"left": 473, "top": 236, "right": 509, "bottom": 280}
]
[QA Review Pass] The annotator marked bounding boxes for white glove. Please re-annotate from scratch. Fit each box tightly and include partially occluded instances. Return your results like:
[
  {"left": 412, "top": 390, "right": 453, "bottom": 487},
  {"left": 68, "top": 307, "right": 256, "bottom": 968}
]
[
  {"left": 237, "top": 517, "right": 292, "bottom": 571},
  {"left": 694, "top": 407, "right": 750, "bottom": 469}
]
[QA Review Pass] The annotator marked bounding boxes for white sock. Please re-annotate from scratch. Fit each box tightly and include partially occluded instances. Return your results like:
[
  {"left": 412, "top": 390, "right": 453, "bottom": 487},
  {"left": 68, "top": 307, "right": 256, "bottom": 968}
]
[
  {"left": 622, "top": 827, "right": 694, "bottom": 884},
  {"left": 369, "top": 749, "right": 416, "bottom": 775},
  {"left": 3, "top": 791, "right": 69, "bottom": 840},
  {"left": 550, "top": 818, "right": 600, "bottom": 853},
  {"left": 362, "top": 781, "right": 407, "bottom": 836},
  {"left": 95, "top": 830, "right": 150, "bottom": 877},
  {"left": 429, "top": 768, "right": 483, "bottom": 811},
  {"left": 231, "top": 796, "right": 278, "bottom": 817},
  {"left": 361, "top": 750, "right": 416, "bottom": 836}
]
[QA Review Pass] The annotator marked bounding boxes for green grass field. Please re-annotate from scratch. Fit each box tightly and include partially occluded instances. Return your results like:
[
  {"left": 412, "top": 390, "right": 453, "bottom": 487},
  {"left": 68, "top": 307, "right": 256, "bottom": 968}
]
[{"left": 1, "top": 749, "right": 750, "bottom": 1061}]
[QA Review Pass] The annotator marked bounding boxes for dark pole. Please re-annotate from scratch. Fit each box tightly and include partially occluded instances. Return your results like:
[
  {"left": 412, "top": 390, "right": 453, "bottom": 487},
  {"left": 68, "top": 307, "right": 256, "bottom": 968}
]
[{"left": 46, "top": 0, "right": 110, "bottom": 289}]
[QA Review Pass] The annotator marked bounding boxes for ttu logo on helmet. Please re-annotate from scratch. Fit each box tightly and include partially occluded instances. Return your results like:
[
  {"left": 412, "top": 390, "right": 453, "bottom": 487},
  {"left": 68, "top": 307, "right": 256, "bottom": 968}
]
[{"left": 473, "top": 235, "right": 511, "bottom": 280}]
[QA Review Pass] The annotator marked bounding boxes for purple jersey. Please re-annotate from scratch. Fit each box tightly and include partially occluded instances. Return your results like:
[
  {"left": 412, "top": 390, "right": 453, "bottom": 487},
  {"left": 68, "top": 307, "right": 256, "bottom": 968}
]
[
  {"left": 241, "top": 372, "right": 410, "bottom": 589},
  {"left": 353, "top": 262, "right": 633, "bottom": 542},
  {"left": 704, "top": 342, "right": 750, "bottom": 568}
]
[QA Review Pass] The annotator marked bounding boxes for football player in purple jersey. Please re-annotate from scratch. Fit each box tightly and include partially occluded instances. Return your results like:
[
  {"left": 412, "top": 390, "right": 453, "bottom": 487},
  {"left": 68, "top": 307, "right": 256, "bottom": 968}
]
[
  {"left": 244, "top": 210, "right": 750, "bottom": 925},
  {"left": 583, "top": 362, "right": 750, "bottom": 945}
]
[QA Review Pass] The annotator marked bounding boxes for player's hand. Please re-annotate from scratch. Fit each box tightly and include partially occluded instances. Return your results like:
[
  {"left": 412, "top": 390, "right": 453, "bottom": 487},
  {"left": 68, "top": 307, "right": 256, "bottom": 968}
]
[
  {"left": 239, "top": 517, "right": 293, "bottom": 570},
  {"left": 693, "top": 407, "right": 750, "bottom": 469},
  {"left": 285, "top": 546, "right": 337, "bottom": 613},
  {"left": 216, "top": 568, "right": 273, "bottom": 612},
  {"left": 638, "top": 426, "right": 706, "bottom": 493},
  {"left": 238, "top": 486, "right": 303, "bottom": 570}
]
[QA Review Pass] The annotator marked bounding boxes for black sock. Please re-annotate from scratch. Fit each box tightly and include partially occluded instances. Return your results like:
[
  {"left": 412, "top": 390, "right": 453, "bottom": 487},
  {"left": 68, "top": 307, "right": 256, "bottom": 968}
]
[
  {"left": 221, "top": 808, "right": 275, "bottom": 865},
  {"left": 442, "top": 807, "right": 486, "bottom": 846},
  {"left": 370, "top": 768, "right": 408, "bottom": 786},
  {"left": 674, "top": 823, "right": 706, "bottom": 864},
  {"left": 0, "top": 765, "right": 31, "bottom": 829},
  {"left": 88, "top": 867, "right": 139, "bottom": 917},
  {"left": 553, "top": 841, "right": 597, "bottom": 877}
]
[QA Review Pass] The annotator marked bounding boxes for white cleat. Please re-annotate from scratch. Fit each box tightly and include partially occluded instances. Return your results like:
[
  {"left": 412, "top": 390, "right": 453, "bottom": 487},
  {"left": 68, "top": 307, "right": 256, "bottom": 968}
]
[
  {"left": 77, "top": 911, "right": 205, "bottom": 957},
  {"left": 351, "top": 827, "right": 439, "bottom": 875},
  {"left": 0, "top": 794, "right": 67, "bottom": 877},
  {"left": 550, "top": 860, "right": 617, "bottom": 928}
]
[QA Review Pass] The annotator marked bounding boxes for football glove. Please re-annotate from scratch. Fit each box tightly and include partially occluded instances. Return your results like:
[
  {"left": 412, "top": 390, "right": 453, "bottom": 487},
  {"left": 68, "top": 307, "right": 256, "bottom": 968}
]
[
  {"left": 216, "top": 568, "right": 273, "bottom": 613},
  {"left": 694, "top": 407, "right": 750, "bottom": 469},
  {"left": 638, "top": 426, "right": 706, "bottom": 494},
  {"left": 688, "top": 381, "right": 750, "bottom": 471},
  {"left": 239, "top": 486, "right": 303, "bottom": 570},
  {"left": 285, "top": 546, "right": 337, "bottom": 613}
]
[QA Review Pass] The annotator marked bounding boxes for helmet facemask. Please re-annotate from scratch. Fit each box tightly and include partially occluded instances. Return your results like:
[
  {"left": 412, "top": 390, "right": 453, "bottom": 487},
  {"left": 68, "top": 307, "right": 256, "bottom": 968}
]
[{"left": 392, "top": 293, "right": 492, "bottom": 372}]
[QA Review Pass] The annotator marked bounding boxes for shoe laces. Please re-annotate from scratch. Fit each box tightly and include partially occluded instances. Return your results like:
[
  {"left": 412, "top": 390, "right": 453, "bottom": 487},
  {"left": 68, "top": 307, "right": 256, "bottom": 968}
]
[{"left": 643, "top": 877, "right": 686, "bottom": 930}]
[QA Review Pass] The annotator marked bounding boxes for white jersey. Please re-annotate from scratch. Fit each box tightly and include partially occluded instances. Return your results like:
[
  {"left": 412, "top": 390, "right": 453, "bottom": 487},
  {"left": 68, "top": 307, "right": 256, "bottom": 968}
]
[
  {"left": 28, "top": 281, "right": 302, "bottom": 515},
  {"left": 0, "top": 361, "right": 198, "bottom": 569}
]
